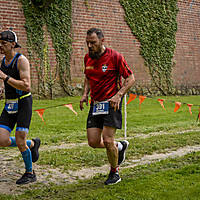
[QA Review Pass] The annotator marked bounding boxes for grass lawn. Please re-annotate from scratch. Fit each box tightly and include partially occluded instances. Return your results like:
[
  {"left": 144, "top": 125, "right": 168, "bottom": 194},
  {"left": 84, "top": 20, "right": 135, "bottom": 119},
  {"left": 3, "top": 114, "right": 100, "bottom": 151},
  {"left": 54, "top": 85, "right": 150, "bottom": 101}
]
[
  {"left": 0, "top": 95, "right": 200, "bottom": 200},
  {"left": 12, "top": 95, "right": 200, "bottom": 144},
  {"left": 2, "top": 152, "right": 200, "bottom": 200}
]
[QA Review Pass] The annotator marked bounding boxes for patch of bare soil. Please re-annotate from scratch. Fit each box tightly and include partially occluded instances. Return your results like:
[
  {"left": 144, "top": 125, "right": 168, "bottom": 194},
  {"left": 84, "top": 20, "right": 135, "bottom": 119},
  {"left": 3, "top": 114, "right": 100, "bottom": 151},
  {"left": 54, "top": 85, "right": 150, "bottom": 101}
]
[{"left": 1, "top": 128, "right": 200, "bottom": 195}]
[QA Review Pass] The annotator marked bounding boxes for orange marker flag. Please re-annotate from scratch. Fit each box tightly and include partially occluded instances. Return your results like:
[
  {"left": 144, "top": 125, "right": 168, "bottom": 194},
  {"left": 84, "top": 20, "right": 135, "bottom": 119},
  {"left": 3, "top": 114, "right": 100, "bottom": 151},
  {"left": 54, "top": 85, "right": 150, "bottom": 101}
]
[
  {"left": 174, "top": 102, "right": 181, "bottom": 112},
  {"left": 34, "top": 109, "right": 45, "bottom": 123},
  {"left": 187, "top": 104, "right": 193, "bottom": 115},
  {"left": 127, "top": 94, "right": 137, "bottom": 105},
  {"left": 139, "top": 95, "right": 146, "bottom": 104},
  {"left": 64, "top": 104, "right": 78, "bottom": 115},
  {"left": 157, "top": 99, "right": 165, "bottom": 110}
]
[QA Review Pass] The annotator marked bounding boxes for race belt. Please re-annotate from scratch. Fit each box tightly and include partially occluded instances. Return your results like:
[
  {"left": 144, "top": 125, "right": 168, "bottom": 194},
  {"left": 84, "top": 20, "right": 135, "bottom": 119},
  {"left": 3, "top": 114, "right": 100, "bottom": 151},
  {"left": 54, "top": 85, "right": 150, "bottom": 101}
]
[{"left": 5, "top": 92, "right": 31, "bottom": 114}]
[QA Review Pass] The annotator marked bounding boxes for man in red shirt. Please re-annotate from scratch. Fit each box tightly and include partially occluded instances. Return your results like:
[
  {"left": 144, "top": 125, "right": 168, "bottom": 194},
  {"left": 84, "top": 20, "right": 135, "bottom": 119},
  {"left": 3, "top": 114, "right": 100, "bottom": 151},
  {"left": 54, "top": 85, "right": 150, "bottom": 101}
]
[{"left": 80, "top": 28, "right": 135, "bottom": 185}]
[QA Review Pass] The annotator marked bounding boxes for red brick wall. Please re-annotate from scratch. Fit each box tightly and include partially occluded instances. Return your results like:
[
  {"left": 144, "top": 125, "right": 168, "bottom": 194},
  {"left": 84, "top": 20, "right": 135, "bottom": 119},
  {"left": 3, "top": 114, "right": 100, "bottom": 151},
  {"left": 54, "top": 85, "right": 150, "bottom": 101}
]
[
  {"left": 173, "top": 0, "right": 200, "bottom": 89},
  {"left": 71, "top": 0, "right": 150, "bottom": 86},
  {"left": 0, "top": 0, "right": 57, "bottom": 92},
  {"left": 0, "top": 0, "right": 199, "bottom": 93},
  {"left": 0, "top": 1, "right": 27, "bottom": 63}
]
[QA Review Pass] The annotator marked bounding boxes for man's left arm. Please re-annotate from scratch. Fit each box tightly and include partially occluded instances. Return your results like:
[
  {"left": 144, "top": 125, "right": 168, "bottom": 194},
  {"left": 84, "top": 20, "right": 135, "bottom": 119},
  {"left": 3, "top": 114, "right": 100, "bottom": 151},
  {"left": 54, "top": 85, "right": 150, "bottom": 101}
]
[{"left": 109, "top": 73, "right": 135, "bottom": 110}]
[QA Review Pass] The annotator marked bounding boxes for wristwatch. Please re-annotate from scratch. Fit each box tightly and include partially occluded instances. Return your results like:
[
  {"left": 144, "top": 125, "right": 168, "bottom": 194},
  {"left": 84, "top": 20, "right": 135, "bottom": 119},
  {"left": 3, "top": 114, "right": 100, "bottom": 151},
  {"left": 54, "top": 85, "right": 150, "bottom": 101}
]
[{"left": 4, "top": 75, "right": 10, "bottom": 83}]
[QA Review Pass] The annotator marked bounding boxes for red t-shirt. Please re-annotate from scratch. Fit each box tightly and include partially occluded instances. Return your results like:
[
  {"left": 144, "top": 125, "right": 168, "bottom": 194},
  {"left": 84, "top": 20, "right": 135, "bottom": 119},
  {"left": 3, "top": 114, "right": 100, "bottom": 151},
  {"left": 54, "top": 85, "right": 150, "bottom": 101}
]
[{"left": 84, "top": 48, "right": 133, "bottom": 102}]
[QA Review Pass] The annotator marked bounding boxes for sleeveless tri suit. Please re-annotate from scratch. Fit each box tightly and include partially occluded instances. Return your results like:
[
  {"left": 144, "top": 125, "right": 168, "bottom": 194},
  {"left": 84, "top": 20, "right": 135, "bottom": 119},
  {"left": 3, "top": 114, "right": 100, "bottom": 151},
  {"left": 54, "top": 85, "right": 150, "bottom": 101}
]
[{"left": 0, "top": 53, "right": 32, "bottom": 133}]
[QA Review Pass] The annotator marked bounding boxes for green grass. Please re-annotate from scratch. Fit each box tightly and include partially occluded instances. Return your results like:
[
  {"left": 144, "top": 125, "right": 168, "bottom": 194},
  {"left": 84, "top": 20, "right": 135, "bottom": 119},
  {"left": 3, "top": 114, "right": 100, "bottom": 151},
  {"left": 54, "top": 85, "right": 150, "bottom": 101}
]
[
  {"left": 30, "top": 96, "right": 87, "bottom": 144},
  {"left": 2, "top": 152, "right": 200, "bottom": 200},
  {"left": 38, "top": 146, "right": 107, "bottom": 171},
  {"left": 1, "top": 95, "right": 197, "bottom": 145},
  {"left": 1, "top": 95, "right": 198, "bottom": 144},
  {"left": 0, "top": 95, "right": 200, "bottom": 199},
  {"left": 126, "top": 95, "right": 200, "bottom": 134},
  {"left": 27, "top": 130, "right": 200, "bottom": 172}
]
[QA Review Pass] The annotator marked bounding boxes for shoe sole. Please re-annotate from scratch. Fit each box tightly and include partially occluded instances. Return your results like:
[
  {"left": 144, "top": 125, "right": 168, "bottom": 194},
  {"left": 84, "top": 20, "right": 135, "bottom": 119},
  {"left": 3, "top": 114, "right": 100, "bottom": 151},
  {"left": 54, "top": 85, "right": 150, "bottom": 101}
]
[
  {"left": 16, "top": 178, "right": 37, "bottom": 185},
  {"left": 118, "top": 140, "right": 129, "bottom": 165},
  {"left": 31, "top": 138, "right": 41, "bottom": 163}
]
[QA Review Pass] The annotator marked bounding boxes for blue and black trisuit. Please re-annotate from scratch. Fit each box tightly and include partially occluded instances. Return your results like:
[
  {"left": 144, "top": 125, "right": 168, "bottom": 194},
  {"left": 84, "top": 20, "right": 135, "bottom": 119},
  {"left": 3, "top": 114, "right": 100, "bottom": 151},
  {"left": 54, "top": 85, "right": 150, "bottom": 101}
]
[{"left": 0, "top": 52, "right": 33, "bottom": 172}]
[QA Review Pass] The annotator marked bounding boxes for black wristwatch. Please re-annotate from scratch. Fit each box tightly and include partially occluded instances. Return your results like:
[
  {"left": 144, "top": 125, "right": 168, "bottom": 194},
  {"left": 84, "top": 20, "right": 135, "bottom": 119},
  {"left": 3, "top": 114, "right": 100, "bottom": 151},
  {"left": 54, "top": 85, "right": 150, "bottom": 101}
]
[{"left": 4, "top": 75, "right": 10, "bottom": 83}]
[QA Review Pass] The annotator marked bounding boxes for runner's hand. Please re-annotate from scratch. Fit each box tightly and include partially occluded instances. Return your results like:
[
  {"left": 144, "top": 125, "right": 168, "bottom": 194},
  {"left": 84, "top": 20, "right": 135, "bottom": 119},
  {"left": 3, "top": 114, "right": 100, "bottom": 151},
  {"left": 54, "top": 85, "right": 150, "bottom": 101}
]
[
  {"left": 0, "top": 70, "right": 6, "bottom": 80},
  {"left": 80, "top": 95, "right": 88, "bottom": 110},
  {"left": 108, "top": 93, "right": 122, "bottom": 111}
]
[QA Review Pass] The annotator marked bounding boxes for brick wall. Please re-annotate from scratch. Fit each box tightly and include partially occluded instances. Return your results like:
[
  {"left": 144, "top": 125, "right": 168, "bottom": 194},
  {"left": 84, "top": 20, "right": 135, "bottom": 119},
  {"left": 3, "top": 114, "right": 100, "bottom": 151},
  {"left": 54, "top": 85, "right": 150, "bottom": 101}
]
[
  {"left": 71, "top": 0, "right": 151, "bottom": 86},
  {"left": 0, "top": 0, "right": 57, "bottom": 93},
  {"left": 173, "top": 0, "right": 200, "bottom": 89},
  {"left": 0, "top": 1, "right": 27, "bottom": 65},
  {"left": 0, "top": 0, "right": 199, "bottom": 94}
]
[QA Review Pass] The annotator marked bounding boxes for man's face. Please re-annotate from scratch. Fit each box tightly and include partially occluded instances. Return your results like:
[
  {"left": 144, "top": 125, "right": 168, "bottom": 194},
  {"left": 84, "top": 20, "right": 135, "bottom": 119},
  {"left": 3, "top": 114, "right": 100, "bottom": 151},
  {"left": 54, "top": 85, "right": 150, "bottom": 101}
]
[
  {"left": 0, "top": 40, "right": 13, "bottom": 54},
  {"left": 86, "top": 33, "right": 103, "bottom": 59}
]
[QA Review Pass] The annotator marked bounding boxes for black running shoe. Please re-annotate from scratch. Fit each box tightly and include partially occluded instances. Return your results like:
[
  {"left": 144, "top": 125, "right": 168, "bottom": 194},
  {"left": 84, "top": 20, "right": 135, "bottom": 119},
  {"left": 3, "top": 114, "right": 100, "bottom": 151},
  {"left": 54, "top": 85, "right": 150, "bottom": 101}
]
[
  {"left": 118, "top": 140, "right": 129, "bottom": 165},
  {"left": 104, "top": 171, "right": 121, "bottom": 185},
  {"left": 31, "top": 138, "right": 41, "bottom": 163},
  {"left": 16, "top": 171, "right": 36, "bottom": 185}
]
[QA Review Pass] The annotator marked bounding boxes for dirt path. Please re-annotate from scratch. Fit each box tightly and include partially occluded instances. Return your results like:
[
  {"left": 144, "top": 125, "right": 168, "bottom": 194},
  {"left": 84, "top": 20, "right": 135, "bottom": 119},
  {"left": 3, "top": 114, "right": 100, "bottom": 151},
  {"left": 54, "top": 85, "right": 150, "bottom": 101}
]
[{"left": 1, "top": 128, "right": 200, "bottom": 195}]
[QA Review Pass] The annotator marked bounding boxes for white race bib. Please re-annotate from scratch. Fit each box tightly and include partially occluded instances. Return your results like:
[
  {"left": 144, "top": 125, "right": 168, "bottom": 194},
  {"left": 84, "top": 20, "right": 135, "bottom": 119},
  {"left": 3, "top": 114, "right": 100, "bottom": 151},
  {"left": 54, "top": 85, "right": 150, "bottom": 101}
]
[{"left": 92, "top": 101, "right": 109, "bottom": 115}]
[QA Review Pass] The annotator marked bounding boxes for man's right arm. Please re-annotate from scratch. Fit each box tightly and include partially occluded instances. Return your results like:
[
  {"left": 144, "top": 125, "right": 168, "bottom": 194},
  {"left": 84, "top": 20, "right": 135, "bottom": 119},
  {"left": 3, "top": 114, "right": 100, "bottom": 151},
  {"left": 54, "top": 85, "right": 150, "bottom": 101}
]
[
  {"left": 0, "top": 55, "right": 31, "bottom": 92},
  {"left": 80, "top": 77, "right": 90, "bottom": 110}
]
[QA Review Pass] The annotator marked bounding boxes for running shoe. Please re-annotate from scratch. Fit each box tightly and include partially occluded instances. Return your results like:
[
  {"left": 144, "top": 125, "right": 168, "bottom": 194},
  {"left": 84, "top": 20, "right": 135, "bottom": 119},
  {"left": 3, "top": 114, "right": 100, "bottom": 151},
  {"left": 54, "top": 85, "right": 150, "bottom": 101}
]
[
  {"left": 104, "top": 171, "right": 121, "bottom": 185},
  {"left": 31, "top": 138, "right": 41, "bottom": 163},
  {"left": 118, "top": 140, "right": 129, "bottom": 165},
  {"left": 16, "top": 171, "right": 36, "bottom": 185}
]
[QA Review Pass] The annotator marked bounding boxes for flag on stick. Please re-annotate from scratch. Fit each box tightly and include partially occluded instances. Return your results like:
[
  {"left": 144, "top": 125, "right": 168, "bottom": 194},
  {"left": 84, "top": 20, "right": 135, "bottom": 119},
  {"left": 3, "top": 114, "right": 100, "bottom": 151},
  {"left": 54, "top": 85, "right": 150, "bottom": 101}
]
[
  {"left": 174, "top": 102, "right": 181, "bottom": 112},
  {"left": 34, "top": 109, "right": 46, "bottom": 124},
  {"left": 139, "top": 96, "right": 146, "bottom": 104},
  {"left": 157, "top": 99, "right": 165, "bottom": 110},
  {"left": 127, "top": 94, "right": 137, "bottom": 105},
  {"left": 63, "top": 104, "right": 78, "bottom": 115},
  {"left": 187, "top": 104, "right": 193, "bottom": 115}
]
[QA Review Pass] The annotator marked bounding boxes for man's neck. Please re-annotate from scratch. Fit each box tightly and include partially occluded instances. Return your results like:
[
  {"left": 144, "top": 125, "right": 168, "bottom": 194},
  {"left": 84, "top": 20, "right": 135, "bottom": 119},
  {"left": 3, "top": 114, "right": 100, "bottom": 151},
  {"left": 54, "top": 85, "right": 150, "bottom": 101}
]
[
  {"left": 100, "top": 45, "right": 106, "bottom": 56},
  {"left": 101, "top": 45, "right": 106, "bottom": 53},
  {"left": 5, "top": 50, "right": 16, "bottom": 64}
]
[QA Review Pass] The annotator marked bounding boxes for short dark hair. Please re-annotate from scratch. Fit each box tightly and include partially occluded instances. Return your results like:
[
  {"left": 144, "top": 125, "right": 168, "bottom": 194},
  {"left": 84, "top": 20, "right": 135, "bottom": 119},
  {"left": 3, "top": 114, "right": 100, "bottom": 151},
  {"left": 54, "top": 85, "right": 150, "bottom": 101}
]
[{"left": 87, "top": 28, "right": 104, "bottom": 39}]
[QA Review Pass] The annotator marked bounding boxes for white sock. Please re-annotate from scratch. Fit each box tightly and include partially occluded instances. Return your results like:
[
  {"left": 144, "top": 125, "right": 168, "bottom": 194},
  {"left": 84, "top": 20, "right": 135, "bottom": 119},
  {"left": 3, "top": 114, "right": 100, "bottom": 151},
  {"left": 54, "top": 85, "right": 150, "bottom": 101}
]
[{"left": 117, "top": 142, "right": 123, "bottom": 151}]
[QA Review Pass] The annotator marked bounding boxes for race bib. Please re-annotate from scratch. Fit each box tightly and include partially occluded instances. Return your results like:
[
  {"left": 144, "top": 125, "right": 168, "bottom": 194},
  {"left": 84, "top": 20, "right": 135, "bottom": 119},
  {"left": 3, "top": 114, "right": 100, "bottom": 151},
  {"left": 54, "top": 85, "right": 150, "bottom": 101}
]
[
  {"left": 5, "top": 99, "right": 18, "bottom": 114},
  {"left": 93, "top": 101, "right": 109, "bottom": 115}
]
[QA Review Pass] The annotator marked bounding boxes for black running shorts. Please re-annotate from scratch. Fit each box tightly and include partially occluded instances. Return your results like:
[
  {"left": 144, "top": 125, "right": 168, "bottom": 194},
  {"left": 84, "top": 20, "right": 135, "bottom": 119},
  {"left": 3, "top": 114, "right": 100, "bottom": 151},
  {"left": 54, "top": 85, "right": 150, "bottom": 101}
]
[
  {"left": 87, "top": 102, "right": 122, "bottom": 129},
  {"left": 0, "top": 95, "right": 32, "bottom": 132}
]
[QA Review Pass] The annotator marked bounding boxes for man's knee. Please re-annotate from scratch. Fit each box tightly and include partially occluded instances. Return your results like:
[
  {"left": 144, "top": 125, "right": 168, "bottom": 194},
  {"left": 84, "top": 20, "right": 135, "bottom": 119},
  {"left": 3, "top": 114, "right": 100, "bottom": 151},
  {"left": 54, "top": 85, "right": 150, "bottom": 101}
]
[
  {"left": 16, "top": 140, "right": 26, "bottom": 151},
  {"left": 0, "top": 137, "right": 10, "bottom": 147},
  {"left": 87, "top": 128, "right": 102, "bottom": 148},
  {"left": 0, "top": 130, "right": 11, "bottom": 147},
  {"left": 103, "top": 139, "right": 114, "bottom": 149},
  {"left": 15, "top": 132, "right": 26, "bottom": 151}
]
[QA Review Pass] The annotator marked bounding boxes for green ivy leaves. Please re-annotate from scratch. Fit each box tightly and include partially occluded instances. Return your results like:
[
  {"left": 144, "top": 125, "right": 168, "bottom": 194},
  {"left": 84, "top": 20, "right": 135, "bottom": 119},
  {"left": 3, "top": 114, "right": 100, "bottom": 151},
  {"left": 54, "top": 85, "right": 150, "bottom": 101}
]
[
  {"left": 120, "top": 0, "right": 178, "bottom": 95},
  {"left": 21, "top": 0, "right": 72, "bottom": 97}
]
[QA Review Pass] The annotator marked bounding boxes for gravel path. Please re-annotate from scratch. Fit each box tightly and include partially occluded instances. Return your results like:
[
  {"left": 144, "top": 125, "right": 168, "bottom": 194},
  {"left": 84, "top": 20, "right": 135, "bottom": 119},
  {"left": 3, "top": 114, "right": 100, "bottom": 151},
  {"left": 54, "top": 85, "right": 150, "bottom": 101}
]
[{"left": 1, "top": 128, "right": 200, "bottom": 195}]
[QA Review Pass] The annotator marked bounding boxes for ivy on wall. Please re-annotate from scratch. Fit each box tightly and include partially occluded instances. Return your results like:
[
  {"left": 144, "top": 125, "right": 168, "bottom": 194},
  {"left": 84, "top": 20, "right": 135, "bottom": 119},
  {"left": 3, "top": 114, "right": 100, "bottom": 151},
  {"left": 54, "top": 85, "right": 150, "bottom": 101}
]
[
  {"left": 20, "top": 0, "right": 72, "bottom": 97},
  {"left": 120, "top": 0, "right": 178, "bottom": 95}
]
